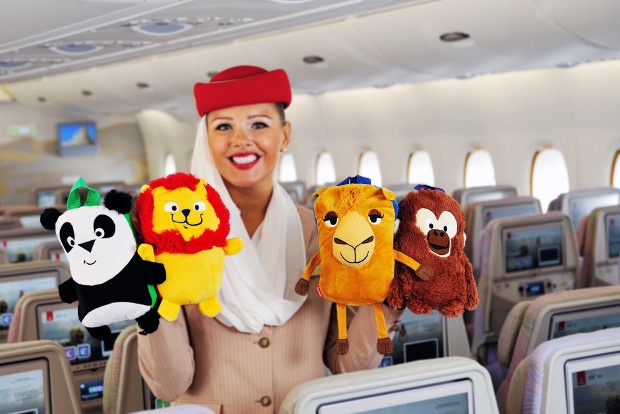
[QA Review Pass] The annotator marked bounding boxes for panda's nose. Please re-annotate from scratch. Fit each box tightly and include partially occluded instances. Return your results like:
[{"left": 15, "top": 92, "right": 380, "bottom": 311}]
[{"left": 79, "top": 240, "right": 95, "bottom": 253}]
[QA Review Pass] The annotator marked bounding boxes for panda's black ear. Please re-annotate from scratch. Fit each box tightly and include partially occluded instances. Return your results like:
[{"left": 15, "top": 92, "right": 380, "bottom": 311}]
[
  {"left": 104, "top": 190, "right": 132, "bottom": 214},
  {"left": 40, "top": 208, "right": 62, "bottom": 231}
]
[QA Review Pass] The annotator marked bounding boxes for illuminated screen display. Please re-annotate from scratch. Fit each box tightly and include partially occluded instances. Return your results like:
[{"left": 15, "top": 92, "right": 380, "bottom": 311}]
[
  {"left": 0, "top": 359, "right": 50, "bottom": 414},
  {"left": 565, "top": 353, "right": 620, "bottom": 414},
  {"left": 379, "top": 310, "right": 444, "bottom": 367},
  {"left": 0, "top": 273, "right": 58, "bottom": 332},
  {"left": 466, "top": 190, "right": 511, "bottom": 206},
  {"left": 569, "top": 193, "right": 620, "bottom": 234},
  {"left": 0, "top": 234, "right": 58, "bottom": 263},
  {"left": 549, "top": 306, "right": 620, "bottom": 340},
  {"left": 482, "top": 203, "right": 538, "bottom": 226},
  {"left": 36, "top": 303, "right": 135, "bottom": 372},
  {"left": 317, "top": 380, "right": 473, "bottom": 414},
  {"left": 36, "top": 191, "right": 57, "bottom": 207},
  {"left": 79, "top": 378, "right": 104, "bottom": 402},
  {"left": 606, "top": 214, "right": 620, "bottom": 259},
  {"left": 58, "top": 122, "right": 97, "bottom": 147},
  {"left": 504, "top": 225, "right": 563, "bottom": 273}
]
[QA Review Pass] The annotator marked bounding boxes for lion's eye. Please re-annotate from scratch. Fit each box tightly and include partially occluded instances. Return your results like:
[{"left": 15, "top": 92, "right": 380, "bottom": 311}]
[
  {"left": 165, "top": 202, "right": 179, "bottom": 212},
  {"left": 193, "top": 201, "right": 206, "bottom": 211}
]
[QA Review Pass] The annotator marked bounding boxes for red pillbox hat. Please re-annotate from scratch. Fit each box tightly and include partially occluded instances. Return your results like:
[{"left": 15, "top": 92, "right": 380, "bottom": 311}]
[{"left": 194, "top": 65, "right": 292, "bottom": 117}]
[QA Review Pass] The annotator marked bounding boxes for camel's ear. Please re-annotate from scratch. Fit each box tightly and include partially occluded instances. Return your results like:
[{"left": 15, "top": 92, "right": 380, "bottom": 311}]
[
  {"left": 381, "top": 187, "right": 396, "bottom": 201},
  {"left": 313, "top": 187, "right": 328, "bottom": 198}
]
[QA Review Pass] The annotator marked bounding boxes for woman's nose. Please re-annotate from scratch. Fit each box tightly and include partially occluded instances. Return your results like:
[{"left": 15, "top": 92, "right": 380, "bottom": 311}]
[{"left": 231, "top": 129, "right": 252, "bottom": 147}]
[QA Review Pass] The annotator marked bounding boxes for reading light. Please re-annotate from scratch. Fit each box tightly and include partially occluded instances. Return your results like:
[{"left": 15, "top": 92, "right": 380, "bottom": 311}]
[
  {"left": 440, "top": 32, "right": 470, "bottom": 42},
  {"left": 303, "top": 55, "right": 324, "bottom": 64},
  {"left": 0, "top": 60, "right": 31, "bottom": 69},
  {"left": 82, "top": 90, "right": 93, "bottom": 97},
  {"left": 38, "top": 97, "right": 47, "bottom": 103},
  {"left": 136, "top": 82, "right": 150, "bottom": 89},
  {"left": 207, "top": 71, "right": 219, "bottom": 78}
]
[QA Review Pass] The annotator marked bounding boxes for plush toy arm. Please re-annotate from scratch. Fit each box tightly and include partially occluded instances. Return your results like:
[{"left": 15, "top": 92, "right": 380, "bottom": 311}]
[
  {"left": 143, "top": 261, "right": 166, "bottom": 285},
  {"left": 138, "top": 243, "right": 155, "bottom": 262},
  {"left": 393, "top": 250, "right": 433, "bottom": 281},
  {"left": 58, "top": 279, "right": 78, "bottom": 304},
  {"left": 295, "top": 252, "right": 321, "bottom": 296},
  {"left": 223, "top": 237, "right": 243, "bottom": 256},
  {"left": 463, "top": 261, "right": 479, "bottom": 310}
]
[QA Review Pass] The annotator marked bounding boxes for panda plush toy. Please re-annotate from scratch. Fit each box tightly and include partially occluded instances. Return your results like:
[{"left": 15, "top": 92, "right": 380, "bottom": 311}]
[{"left": 40, "top": 178, "right": 166, "bottom": 340}]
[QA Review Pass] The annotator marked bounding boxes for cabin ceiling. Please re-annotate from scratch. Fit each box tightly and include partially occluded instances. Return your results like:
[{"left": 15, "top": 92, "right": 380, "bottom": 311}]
[{"left": 2, "top": 0, "right": 620, "bottom": 123}]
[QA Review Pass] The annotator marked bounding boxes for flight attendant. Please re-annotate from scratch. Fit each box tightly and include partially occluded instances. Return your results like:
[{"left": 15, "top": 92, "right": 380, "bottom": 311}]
[{"left": 137, "top": 65, "right": 403, "bottom": 413}]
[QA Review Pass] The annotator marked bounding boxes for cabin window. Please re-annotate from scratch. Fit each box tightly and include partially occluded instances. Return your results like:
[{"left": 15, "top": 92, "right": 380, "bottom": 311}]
[
  {"left": 407, "top": 150, "right": 435, "bottom": 186},
  {"left": 278, "top": 152, "right": 298, "bottom": 182},
  {"left": 464, "top": 149, "right": 496, "bottom": 187},
  {"left": 611, "top": 150, "right": 620, "bottom": 188},
  {"left": 358, "top": 150, "right": 382, "bottom": 187},
  {"left": 530, "top": 147, "right": 569, "bottom": 212},
  {"left": 316, "top": 152, "right": 336, "bottom": 186},
  {"left": 164, "top": 153, "right": 177, "bottom": 175}
]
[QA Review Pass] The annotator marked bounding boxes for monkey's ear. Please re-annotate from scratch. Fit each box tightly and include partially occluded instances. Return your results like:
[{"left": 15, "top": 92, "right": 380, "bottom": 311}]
[{"left": 40, "top": 208, "right": 62, "bottom": 231}]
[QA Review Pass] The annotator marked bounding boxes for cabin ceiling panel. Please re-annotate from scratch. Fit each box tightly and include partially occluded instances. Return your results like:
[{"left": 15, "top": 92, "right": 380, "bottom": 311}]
[
  {"left": 354, "top": 0, "right": 620, "bottom": 78},
  {"left": 237, "top": 20, "right": 434, "bottom": 94},
  {"left": 533, "top": 0, "right": 620, "bottom": 50},
  {"left": 0, "top": 0, "right": 426, "bottom": 83}
]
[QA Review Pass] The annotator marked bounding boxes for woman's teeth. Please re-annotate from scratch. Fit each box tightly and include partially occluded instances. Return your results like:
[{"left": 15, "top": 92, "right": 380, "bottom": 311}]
[{"left": 232, "top": 154, "right": 258, "bottom": 164}]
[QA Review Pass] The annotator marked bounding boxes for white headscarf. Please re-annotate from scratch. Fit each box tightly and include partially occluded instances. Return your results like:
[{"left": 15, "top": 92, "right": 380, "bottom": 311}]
[{"left": 190, "top": 116, "right": 307, "bottom": 333}]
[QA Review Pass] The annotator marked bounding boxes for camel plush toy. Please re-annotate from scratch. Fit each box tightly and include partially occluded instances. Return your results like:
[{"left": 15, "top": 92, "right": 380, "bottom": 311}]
[
  {"left": 134, "top": 172, "right": 243, "bottom": 321},
  {"left": 387, "top": 185, "right": 478, "bottom": 317},
  {"left": 295, "top": 176, "right": 433, "bottom": 355}
]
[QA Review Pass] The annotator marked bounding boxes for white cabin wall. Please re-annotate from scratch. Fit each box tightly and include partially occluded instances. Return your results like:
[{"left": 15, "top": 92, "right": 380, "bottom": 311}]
[
  {"left": 288, "top": 60, "right": 620, "bottom": 196},
  {"left": 0, "top": 102, "right": 147, "bottom": 205},
  {"left": 134, "top": 110, "right": 197, "bottom": 180}
]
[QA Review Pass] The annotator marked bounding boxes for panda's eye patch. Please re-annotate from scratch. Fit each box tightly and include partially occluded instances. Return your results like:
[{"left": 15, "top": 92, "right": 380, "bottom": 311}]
[
  {"left": 59, "top": 222, "right": 75, "bottom": 253},
  {"left": 93, "top": 215, "right": 115, "bottom": 239}
]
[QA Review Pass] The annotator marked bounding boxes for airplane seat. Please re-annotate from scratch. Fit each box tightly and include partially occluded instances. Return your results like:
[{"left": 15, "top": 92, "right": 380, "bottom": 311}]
[
  {"left": 386, "top": 182, "right": 419, "bottom": 202},
  {"left": 103, "top": 325, "right": 143, "bottom": 414},
  {"left": 33, "top": 240, "right": 65, "bottom": 262},
  {"left": 279, "top": 180, "right": 306, "bottom": 204},
  {"left": 7, "top": 288, "right": 61, "bottom": 343},
  {"left": 450, "top": 185, "right": 517, "bottom": 211},
  {"left": 302, "top": 183, "right": 335, "bottom": 208},
  {"left": 385, "top": 309, "right": 473, "bottom": 368},
  {"left": 579, "top": 205, "right": 620, "bottom": 288},
  {"left": 0, "top": 247, "right": 8, "bottom": 264},
  {"left": 130, "top": 406, "right": 215, "bottom": 413},
  {"left": 279, "top": 356, "right": 499, "bottom": 414},
  {"left": 575, "top": 214, "right": 589, "bottom": 257},
  {"left": 506, "top": 326, "right": 620, "bottom": 414},
  {"left": 0, "top": 339, "right": 81, "bottom": 413},
  {"left": 496, "top": 285, "right": 620, "bottom": 413},
  {"left": 0, "top": 227, "right": 60, "bottom": 262},
  {"left": 0, "top": 217, "right": 23, "bottom": 231},
  {"left": 470, "top": 213, "right": 577, "bottom": 365},
  {"left": 553, "top": 187, "right": 620, "bottom": 236}
]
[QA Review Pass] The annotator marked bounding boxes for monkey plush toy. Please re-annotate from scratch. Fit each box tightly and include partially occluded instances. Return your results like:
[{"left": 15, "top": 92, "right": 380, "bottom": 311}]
[{"left": 387, "top": 185, "right": 478, "bottom": 317}]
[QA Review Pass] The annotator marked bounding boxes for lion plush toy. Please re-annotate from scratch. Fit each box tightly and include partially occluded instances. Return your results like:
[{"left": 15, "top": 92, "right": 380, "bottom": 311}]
[
  {"left": 295, "top": 176, "right": 433, "bottom": 355},
  {"left": 387, "top": 185, "right": 479, "bottom": 317},
  {"left": 134, "top": 172, "right": 243, "bottom": 321}
]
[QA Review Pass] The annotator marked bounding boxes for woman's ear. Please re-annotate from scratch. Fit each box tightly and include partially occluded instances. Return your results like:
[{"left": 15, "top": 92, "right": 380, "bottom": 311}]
[{"left": 280, "top": 121, "right": 291, "bottom": 152}]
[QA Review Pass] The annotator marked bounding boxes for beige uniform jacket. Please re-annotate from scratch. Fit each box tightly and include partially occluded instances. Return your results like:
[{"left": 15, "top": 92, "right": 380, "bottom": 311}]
[{"left": 137, "top": 205, "right": 403, "bottom": 414}]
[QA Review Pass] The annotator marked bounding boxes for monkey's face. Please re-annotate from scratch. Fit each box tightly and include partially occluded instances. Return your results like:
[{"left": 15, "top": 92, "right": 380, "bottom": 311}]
[{"left": 415, "top": 208, "right": 457, "bottom": 257}]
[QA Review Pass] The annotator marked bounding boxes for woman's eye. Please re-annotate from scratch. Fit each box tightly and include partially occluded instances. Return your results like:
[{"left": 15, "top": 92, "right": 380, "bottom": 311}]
[
  {"left": 215, "top": 123, "right": 232, "bottom": 131},
  {"left": 252, "top": 122, "right": 268, "bottom": 129},
  {"left": 165, "top": 202, "right": 179, "bottom": 212}
]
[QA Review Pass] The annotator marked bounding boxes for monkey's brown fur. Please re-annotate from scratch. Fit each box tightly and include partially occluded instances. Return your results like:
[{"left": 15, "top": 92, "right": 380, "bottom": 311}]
[{"left": 387, "top": 189, "right": 478, "bottom": 317}]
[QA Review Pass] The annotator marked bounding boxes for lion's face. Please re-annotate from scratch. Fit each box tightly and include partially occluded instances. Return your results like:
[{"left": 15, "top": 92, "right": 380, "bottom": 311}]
[{"left": 151, "top": 180, "right": 221, "bottom": 241}]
